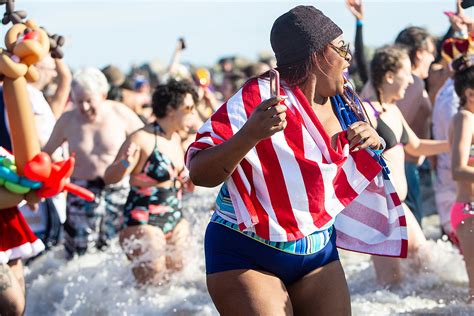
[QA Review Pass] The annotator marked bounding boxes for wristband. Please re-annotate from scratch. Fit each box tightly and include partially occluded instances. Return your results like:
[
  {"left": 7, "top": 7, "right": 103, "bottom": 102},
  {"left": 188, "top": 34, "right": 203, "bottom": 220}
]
[
  {"left": 356, "top": 20, "right": 363, "bottom": 27},
  {"left": 372, "top": 148, "right": 384, "bottom": 156},
  {"left": 453, "top": 31, "right": 468, "bottom": 39},
  {"left": 120, "top": 159, "right": 130, "bottom": 168},
  {"left": 370, "top": 137, "right": 386, "bottom": 156}
]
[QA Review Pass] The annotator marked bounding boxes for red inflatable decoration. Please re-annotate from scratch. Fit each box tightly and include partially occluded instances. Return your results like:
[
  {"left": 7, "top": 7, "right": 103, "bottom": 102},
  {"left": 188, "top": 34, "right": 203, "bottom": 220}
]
[{"left": 24, "top": 152, "right": 94, "bottom": 201}]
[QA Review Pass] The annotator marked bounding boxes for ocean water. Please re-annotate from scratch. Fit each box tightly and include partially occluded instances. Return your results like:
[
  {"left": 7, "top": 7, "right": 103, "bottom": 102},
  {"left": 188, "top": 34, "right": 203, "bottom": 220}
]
[{"left": 24, "top": 187, "right": 474, "bottom": 316}]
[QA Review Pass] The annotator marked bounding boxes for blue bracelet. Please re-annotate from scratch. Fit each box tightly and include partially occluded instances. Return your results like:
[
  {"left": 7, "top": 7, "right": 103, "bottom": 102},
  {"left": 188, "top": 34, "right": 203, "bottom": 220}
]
[
  {"left": 371, "top": 148, "right": 384, "bottom": 156},
  {"left": 120, "top": 159, "right": 130, "bottom": 168},
  {"left": 356, "top": 20, "right": 363, "bottom": 27},
  {"left": 370, "top": 137, "right": 386, "bottom": 156},
  {"left": 453, "top": 31, "right": 468, "bottom": 39}
]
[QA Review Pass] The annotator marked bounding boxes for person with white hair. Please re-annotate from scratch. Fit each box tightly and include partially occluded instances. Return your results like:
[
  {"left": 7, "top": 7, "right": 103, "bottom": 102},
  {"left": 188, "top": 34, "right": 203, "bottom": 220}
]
[{"left": 44, "top": 67, "right": 144, "bottom": 257}]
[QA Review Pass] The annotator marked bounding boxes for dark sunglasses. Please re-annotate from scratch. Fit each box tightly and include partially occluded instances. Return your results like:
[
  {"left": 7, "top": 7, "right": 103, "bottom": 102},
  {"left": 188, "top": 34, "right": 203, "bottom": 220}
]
[{"left": 329, "top": 42, "right": 351, "bottom": 60}]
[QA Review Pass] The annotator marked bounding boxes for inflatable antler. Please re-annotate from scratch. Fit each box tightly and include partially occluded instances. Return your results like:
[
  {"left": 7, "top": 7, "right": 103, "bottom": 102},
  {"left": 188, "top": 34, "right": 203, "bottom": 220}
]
[{"left": 1, "top": 0, "right": 27, "bottom": 25}]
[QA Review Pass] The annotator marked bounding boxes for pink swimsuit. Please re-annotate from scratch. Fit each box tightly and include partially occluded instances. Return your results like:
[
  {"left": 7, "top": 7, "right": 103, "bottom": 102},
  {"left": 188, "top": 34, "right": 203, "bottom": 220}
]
[
  {"left": 450, "top": 146, "right": 474, "bottom": 232},
  {"left": 451, "top": 202, "right": 474, "bottom": 232}
]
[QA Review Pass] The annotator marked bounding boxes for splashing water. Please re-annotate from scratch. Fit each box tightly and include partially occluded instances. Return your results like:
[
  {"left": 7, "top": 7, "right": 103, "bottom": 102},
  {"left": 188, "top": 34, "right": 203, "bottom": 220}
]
[{"left": 24, "top": 188, "right": 474, "bottom": 315}]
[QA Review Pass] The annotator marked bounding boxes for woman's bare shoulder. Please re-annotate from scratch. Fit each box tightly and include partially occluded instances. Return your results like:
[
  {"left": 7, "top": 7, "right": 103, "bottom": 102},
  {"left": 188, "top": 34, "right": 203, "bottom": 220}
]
[
  {"left": 360, "top": 101, "right": 376, "bottom": 127},
  {"left": 127, "top": 125, "right": 153, "bottom": 143},
  {"left": 453, "top": 109, "right": 473, "bottom": 124},
  {"left": 450, "top": 110, "right": 473, "bottom": 137},
  {"left": 361, "top": 99, "right": 378, "bottom": 109}
]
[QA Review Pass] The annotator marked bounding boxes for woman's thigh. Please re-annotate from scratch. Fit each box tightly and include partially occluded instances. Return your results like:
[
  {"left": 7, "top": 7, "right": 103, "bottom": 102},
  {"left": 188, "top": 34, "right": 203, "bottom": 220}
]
[
  {"left": 166, "top": 219, "right": 189, "bottom": 248},
  {"left": 456, "top": 217, "right": 474, "bottom": 291},
  {"left": 372, "top": 254, "right": 401, "bottom": 285},
  {"left": 207, "top": 269, "right": 293, "bottom": 316},
  {"left": 0, "top": 260, "right": 25, "bottom": 315},
  {"left": 402, "top": 203, "right": 426, "bottom": 253},
  {"left": 7, "top": 259, "right": 24, "bottom": 294},
  {"left": 165, "top": 219, "right": 189, "bottom": 271},
  {"left": 120, "top": 225, "right": 168, "bottom": 284},
  {"left": 287, "top": 260, "right": 350, "bottom": 316},
  {"left": 119, "top": 224, "right": 166, "bottom": 260}
]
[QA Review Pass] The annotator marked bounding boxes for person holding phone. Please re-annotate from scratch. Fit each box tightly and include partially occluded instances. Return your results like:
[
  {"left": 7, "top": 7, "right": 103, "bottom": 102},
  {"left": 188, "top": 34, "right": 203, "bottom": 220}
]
[{"left": 186, "top": 6, "right": 407, "bottom": 315}]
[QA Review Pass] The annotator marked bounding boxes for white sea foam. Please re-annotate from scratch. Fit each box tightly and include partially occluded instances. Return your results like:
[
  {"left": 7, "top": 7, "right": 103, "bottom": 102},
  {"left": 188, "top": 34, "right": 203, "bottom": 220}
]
[{"left": 24, "top": 188, "right": 474, "bottom": 315}]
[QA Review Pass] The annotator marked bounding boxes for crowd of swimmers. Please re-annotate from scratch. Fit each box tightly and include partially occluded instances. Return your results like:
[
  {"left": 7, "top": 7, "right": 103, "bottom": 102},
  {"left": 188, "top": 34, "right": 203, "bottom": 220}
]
[{"left": 1, "top": 1, "right": 474, "bottom": 315}]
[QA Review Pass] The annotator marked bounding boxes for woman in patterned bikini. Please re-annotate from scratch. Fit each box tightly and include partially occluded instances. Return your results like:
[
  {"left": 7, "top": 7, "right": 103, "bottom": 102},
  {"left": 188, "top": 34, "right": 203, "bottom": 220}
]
[{"left": 104, "top": 79, "right": 196, "bottom": 285}]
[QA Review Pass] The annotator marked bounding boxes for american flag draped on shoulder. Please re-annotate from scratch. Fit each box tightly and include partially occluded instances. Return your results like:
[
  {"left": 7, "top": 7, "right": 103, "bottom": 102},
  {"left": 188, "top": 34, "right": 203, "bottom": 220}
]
[{"left": 185, "top": 77, "right": 408, "bottom": 258}]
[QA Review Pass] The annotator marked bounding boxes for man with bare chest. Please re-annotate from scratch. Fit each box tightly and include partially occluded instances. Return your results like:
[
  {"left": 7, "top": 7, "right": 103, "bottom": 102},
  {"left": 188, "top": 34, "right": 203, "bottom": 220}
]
[{"left": 44, "top": 67, "right": 143, "bottom": 257}]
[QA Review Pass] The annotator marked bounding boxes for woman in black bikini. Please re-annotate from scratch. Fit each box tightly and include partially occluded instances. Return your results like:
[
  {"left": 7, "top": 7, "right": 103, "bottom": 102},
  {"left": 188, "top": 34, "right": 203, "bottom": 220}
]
[
  {"left": 363, "top": 45, "right": 449, "bottom": 285},
  {"left": 104, "top": 79, "right": 196, "bottom": 285}
]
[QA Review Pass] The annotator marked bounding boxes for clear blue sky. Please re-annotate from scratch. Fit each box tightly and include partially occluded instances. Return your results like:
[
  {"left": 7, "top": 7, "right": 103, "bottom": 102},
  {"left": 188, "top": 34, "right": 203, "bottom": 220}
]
[{"left": 4, "top": 1, "right": 473, "bottom": 71}]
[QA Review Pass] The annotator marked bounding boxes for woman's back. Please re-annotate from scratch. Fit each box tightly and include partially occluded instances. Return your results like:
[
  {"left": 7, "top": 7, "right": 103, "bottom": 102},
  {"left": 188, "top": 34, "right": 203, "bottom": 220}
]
[{"left": 450, "top": 110, "right": 474, "bottom": 203}]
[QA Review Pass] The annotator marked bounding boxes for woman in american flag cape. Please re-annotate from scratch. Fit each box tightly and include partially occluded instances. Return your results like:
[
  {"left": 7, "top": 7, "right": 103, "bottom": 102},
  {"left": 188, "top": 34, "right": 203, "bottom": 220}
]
[{"left": 186, "top": 6, "right": 407, "bottom": 315}]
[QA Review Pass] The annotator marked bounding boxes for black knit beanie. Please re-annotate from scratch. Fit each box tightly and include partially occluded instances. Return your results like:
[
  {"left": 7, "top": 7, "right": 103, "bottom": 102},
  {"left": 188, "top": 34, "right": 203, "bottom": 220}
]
[{"left": 270, "top": 5, "right": 343, "bottom": 67}]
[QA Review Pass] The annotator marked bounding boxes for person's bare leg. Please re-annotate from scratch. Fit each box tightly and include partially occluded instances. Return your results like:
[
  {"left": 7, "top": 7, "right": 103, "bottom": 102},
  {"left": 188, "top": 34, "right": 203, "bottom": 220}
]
[
  {"left": 456, "top": 216, "right": 474, "bottom": 303},
  {"left": 372, "top": 254, "right": 402, "bottom": 286},
  {"left": 0, "top": 260, "right": 26, "bottom": 316},
  {"left": 165, "top": 219, "right": 189, "bottom": 271},
  {"left": 207, "top": 269, "right": 293, "bottom": 315},
  {"left": 119, "top": 225, "right": 167, "bottom": 285},
  {"left": 403, "top": 203, "right": 427, "bottom": 253},
  {"left": 372, "top": 204, "right": 427, "bottom": 286},
  {"left": 287, "top": 260, "right": 350, "bottom": 316},
  {"left": 8, "top": 260, "right": 25, "bottom": 296}
]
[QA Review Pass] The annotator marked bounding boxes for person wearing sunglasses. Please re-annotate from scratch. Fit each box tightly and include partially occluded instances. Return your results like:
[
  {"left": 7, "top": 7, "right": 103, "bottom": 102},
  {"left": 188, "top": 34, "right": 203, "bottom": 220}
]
[
  {"left": 186, "top": 5, "right": 409, "bottom": 315},
  {"left": 329, "top": 41, "right": 351, "bottom": 61},
  {"left": 104, "top": 79, "right": 196, "bottom": 285}
]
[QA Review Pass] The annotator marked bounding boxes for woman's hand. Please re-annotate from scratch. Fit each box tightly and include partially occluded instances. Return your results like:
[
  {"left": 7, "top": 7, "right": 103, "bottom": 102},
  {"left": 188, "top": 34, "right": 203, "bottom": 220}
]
[
  {"left": 347, "top": 121, "right": 381, "bottom": 151},
  {"left": 449, "top": 14, "right": 469, "bottom": 34},
  {"left": 242, "top": 96, "right": 288, "bottom": 143},
  {"left": 177, "top": 169, "right": 195, "bottom": 193},
  {"left": 203, "top": 88, "right": 219, "bottom": 111},
  {"left": 24, "top": 190, "right": 43, "bottom": 211},
  {"left": 346, "top": 0, "right": 364, "bottom": 21}
]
